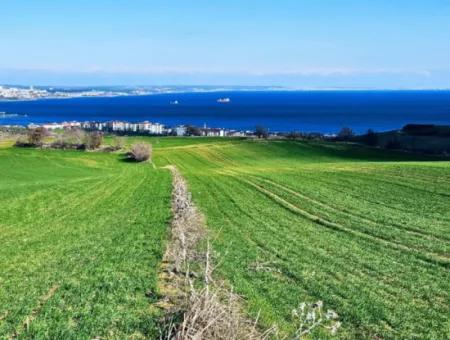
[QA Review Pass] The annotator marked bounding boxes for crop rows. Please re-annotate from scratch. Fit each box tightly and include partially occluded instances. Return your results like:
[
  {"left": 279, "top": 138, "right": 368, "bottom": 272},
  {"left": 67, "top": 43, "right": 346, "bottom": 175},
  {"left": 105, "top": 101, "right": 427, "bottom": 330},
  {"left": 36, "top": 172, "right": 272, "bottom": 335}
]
[
  {"left": 155, "top": 139, "right": 450, "bottom": 339},
  {"left": 0, "top": 148, "right": 172, "bottom": 338}
]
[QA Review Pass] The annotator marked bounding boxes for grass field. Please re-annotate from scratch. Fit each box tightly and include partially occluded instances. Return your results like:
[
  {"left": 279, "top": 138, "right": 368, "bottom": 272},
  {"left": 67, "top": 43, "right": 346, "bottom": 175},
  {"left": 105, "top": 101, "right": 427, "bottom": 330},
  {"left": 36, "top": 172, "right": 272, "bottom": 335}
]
[
  {"left": 1, "top": 137, "right": 449, "bottom": 339},
  {"left": 0, "top": 147, "right": 172, "bottom": 338},
  {"left": 154, "top": 139, "right": 450, "bottom": 339}
]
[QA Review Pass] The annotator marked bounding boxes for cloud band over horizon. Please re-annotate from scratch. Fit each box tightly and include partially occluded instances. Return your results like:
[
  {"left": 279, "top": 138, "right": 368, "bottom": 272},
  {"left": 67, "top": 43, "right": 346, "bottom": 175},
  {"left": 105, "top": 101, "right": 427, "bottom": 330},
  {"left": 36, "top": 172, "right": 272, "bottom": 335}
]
[{"left": 1, "top": 68, "right": 450, "bottom": 89}]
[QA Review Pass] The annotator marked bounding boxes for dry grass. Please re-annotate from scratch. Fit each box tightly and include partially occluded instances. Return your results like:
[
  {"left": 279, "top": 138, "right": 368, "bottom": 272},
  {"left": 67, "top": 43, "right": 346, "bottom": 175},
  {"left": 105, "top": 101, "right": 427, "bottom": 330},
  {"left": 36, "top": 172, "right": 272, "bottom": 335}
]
[{"left": 157, "top": 166, "right": 277, "bottom": 339}]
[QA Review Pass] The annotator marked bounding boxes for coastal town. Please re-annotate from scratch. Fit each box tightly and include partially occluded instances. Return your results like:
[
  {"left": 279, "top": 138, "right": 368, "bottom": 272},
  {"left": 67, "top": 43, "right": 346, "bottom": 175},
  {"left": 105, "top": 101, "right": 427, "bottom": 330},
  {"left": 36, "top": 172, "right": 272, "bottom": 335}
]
[
  {"left": 0, "top": 85, "right": 152, "bottom": 100},
  {"left": 23, "top": 120, "right": 249, "bottom": 137},
  {"left": 0, "top": 84, "right": 259, "bottom": 101}
]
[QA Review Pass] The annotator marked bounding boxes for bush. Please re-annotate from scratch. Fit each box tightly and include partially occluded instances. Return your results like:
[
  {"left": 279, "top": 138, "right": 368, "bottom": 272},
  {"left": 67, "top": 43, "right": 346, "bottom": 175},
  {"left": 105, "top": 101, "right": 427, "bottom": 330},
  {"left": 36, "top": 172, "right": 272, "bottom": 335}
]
[
  {"left": 112, "top": 136, "right": 125, "bottom": 150},
  {"left": 63, "top": 128, "right": 86, "bottom": 146},
  {"left": 27, "top": 127, "right": 48, "bottom": 145},
  {"left": 14, "top": 135, "right": 33, "bottom": 147},
  {"left": 130, "top": 143, "right": 152, "bottom": 162},
  {"left": 51, "top": 128, "right": 86, "bottom": 149},
  {"left": 84, "top": 131, "right": 103, "bottom": 150},
  {"left": 337, "top": 127, "right": 354, "bottom": 140},
  {"left": 363, "top": 129, "right": 378, "bottom": 146},
  {"left": 255, "top": 125, "right": 269, "bottom": 139}
]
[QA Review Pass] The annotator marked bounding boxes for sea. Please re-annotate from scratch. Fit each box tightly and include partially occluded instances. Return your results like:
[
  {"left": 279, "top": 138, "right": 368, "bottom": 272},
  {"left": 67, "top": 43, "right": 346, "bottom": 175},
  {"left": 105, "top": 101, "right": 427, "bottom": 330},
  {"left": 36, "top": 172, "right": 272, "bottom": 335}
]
[{"left": 1, "top": 90, "right": 450, "bottom": 134}]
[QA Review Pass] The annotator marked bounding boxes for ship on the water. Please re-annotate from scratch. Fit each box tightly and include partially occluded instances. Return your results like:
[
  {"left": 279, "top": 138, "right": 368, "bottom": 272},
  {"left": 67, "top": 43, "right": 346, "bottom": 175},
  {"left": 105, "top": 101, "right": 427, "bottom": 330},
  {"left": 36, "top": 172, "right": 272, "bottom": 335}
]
[{"left": 217, "top": 97, "right": 231, "bottom": 103}]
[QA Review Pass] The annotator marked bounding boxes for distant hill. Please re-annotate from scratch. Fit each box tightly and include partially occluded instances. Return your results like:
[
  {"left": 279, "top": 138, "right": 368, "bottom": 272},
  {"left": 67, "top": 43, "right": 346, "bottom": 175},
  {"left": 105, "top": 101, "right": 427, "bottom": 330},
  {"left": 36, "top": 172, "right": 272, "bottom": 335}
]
[{"left": 356, "top": 124, "right": 450, "bottom": 155}]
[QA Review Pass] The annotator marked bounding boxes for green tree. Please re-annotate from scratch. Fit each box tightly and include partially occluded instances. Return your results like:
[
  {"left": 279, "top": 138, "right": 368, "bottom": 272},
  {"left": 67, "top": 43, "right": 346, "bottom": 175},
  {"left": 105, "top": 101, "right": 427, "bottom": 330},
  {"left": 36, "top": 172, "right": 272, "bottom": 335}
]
[{"left": 255, "top": 125, "right": 269, "bottom": 139}]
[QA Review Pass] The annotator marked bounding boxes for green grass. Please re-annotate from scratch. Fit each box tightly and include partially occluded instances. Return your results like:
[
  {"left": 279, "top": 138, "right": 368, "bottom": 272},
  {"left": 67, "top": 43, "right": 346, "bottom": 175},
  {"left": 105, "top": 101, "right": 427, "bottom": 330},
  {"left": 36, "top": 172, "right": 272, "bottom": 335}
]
[
  {"left": 2, "top": 138, "right": 450, "bottom": 339},
  {"left": 0, "top": 147, "right": 172, "bottom": 338},
  {"left": 104, "top": 135, "right": 245, "bottom": 149},
  {"left": 154, "top": 139, "right": 450, "bottom": 339}
]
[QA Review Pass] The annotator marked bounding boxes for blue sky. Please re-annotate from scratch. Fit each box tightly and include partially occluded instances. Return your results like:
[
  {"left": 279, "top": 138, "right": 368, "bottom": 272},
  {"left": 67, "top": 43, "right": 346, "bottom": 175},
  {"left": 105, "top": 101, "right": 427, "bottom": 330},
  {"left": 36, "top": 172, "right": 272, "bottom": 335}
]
[{"left": 1, "top": 0, "right": 450, "bottom": 87}]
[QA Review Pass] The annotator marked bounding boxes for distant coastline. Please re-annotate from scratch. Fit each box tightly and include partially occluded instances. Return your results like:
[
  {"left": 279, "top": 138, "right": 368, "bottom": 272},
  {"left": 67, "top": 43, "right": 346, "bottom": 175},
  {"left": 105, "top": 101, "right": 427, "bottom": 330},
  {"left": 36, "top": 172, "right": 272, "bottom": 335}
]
[
  {"left": 2, "top": 85, "right": 450, "bottom": 103},
  {"left": 0, "top": 85, "right": 288, "bottom": 102},
  {"left": 1, "top": 90, "right": 450, "bottom": 134}
]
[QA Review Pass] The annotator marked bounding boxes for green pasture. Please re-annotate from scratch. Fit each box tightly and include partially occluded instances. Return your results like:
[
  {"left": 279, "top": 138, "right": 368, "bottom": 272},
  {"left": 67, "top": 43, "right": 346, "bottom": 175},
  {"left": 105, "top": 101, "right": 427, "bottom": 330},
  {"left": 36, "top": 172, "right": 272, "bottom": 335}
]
[
  {"left": 1, "top": 137, "right": 449, "bottom": 339},
  {"left": 155, "top": 139, "right": 450, "bottom": 339},
  {"left": 0, "top": 147, "right": 172, "bottom": 338}
]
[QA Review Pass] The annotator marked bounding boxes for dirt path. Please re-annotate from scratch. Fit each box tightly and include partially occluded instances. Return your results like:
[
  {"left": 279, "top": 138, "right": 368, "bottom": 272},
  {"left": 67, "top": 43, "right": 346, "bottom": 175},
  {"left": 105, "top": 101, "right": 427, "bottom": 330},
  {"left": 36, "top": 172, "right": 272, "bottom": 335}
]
[
  {"left": 156, "top": 165, "right": 206, "bottom": 310},
  {"left": 155, "top": 165, "right": 275, "bottom": 339}
]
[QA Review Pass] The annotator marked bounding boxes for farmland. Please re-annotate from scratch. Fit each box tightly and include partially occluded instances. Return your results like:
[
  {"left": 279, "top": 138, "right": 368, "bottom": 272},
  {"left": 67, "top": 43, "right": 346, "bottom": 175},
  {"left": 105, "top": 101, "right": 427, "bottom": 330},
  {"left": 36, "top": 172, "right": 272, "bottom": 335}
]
[
  {"left": 154, "top": 139, "right": 450, "bottom": 339},
  {"left": 1, "top": 137, "right": 449, "bottom": 339},
  {"left": 0, "top": 146, "right": 172, "bottom": 338}
]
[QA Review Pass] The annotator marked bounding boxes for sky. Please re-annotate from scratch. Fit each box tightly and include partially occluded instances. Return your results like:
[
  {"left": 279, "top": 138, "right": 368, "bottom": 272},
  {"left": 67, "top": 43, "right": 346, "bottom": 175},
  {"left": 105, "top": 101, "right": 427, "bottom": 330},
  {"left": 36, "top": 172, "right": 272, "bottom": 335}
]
[{"left": 1, "top": 0, "right": 450, "bottom": 88}]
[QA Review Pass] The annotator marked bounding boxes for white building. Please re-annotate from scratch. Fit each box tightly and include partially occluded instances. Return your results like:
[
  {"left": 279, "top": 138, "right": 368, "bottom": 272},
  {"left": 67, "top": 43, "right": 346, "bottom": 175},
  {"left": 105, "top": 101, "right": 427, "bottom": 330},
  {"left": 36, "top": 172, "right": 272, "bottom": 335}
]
[
  {"left": 202, "top": 128, "right": 226, "bottom": 137},
  {"left": 105, "top": 120, "right": 164, "bottom": 134},
  {"left": 148, "top": 122, "right": 164, "bottom": 134},
  {"left": 175, "top": 125, "right": 187, "bottom": 136},
  {"left": 40, "top": 121, "right": 81, "bottom": 130},
  {"left": 137, "top": 121, "right": 164, "bottom": 134}
]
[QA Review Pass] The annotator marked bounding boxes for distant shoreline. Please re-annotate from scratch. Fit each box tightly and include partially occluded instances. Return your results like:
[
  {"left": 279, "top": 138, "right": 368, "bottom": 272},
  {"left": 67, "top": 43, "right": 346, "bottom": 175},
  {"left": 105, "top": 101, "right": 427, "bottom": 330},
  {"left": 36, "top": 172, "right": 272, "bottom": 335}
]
[
  {"left": 2, "top": 87, "right": 450, "bottom": 103},
  {"left": 2, "top": 90, "right": 450, "bottom": 134}
]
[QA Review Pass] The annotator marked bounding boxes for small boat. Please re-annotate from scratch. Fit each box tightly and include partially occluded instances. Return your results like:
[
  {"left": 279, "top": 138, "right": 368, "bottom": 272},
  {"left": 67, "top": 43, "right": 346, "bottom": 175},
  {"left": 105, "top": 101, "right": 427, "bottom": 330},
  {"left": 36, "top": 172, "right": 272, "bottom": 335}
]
[
  {"left": 217, "top": 97, "right": 231, "bottom": 103},
  {"left": 170, "top": 100, "right": 179, "bottom": 105}
]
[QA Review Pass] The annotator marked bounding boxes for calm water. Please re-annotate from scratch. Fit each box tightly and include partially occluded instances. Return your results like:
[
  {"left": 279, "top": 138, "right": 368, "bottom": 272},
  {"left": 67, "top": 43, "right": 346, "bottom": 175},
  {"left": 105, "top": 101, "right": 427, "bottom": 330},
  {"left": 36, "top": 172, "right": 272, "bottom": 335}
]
[{"left": 1, "top": 91, "right": 450, "bottom": 133}]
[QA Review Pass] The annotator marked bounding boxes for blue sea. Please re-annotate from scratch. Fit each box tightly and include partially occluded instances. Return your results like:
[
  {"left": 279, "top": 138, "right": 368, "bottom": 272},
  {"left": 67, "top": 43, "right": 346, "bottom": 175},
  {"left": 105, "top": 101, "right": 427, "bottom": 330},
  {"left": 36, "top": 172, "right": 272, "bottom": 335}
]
[{"left": 1, "top": 90, "right": 450, "bottom": 134}]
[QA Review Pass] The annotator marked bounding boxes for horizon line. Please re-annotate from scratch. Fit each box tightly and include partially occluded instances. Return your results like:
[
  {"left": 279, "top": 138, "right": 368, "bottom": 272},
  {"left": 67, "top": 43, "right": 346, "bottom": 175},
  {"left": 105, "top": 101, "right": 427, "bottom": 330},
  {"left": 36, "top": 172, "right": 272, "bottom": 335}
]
[{"left": 2, "top": 84, "right": 450, "bottom": 91}]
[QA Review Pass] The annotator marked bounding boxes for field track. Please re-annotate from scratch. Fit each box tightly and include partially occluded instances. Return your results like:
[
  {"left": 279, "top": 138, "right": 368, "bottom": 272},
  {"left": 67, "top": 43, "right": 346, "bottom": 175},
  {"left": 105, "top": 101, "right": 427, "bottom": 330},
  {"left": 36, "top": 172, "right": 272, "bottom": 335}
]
[
  {"left": 155, "top": 139, "right": 450, "bottom": 339},
  {"left": 1, "top": 138, "right": 449, "bottom": 339}
]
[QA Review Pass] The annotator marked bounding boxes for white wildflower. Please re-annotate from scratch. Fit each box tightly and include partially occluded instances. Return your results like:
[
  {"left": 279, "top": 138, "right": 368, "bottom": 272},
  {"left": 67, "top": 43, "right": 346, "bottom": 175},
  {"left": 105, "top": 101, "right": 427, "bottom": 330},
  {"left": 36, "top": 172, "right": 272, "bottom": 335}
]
[{"left": 326, "top": 310, "right": 339, "bottom": 320}]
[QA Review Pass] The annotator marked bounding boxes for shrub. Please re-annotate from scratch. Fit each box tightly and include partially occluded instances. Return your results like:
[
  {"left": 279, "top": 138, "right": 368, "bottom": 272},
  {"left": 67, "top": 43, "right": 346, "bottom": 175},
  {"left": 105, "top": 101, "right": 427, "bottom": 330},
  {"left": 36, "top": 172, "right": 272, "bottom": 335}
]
[
  {"left": 27, "top": 127, "right": 48, "bottom": 145},
  {"left": 51, "top": 128, "right": 86, "bottom": 149},
  {"left": 337, "top": 127, "right": 354, "bottom": 140},
  {"left": 112, "top": 136, "right": 125, "bottom": 151},
  {"left": 84, "top": 131, "right": 103, "bottom": 150},
  {"left": 14, "top": 135, "right": 33, "bottom": 147},
  {"left": 255, "top": 125, "right": 269, "bottom": 139},
  {"left": 363, "top": 129, "right": 378, "bottom": 146},
  {"left": 63, "top": 128, "right": 86, "bottom": 146},
  {"left": 130, "top": 143, "right": 152, "bottom": 162}
]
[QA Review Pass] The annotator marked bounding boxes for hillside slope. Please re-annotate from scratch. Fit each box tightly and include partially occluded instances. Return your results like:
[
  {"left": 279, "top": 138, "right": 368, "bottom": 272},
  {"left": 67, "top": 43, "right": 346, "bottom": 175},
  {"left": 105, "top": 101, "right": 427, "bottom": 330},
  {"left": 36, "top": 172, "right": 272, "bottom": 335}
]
[
  {"left": 155, "top": 139, "right": 450, "bottom": 339},
  {"left": 0, "top": 148, "right": 172, "bottom": 338}
]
